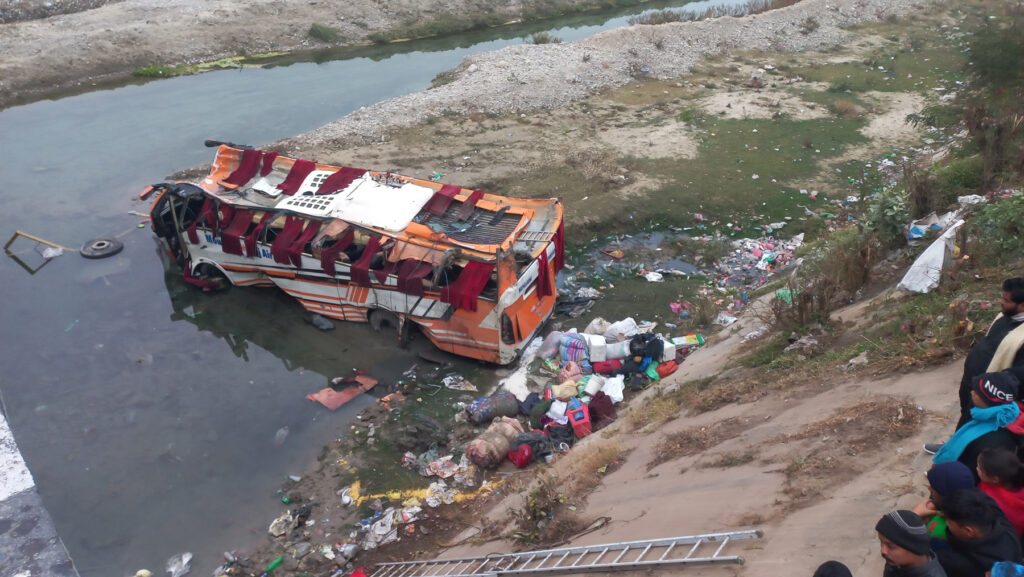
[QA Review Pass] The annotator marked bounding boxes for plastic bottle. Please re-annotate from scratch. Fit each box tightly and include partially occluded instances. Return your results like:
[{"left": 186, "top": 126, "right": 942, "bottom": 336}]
[{"left": 261, "top": 555, "right": 284, "bottom": 576}]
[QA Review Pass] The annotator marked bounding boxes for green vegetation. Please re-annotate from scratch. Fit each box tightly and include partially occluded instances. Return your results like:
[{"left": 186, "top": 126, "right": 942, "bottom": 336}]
[
  {"left": 531, "top": 31, "right": 562, "bottom": 45},
  {"left": 131, "top": 65, "right": 185, "bottom": 78},
  {"left": 307, "top": 23, "right": 346, "bottom": 44}
]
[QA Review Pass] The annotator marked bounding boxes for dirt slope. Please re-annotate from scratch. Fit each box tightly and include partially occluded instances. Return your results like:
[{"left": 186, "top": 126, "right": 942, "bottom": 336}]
[{"left": 439, "top": 306, "right": 963, "bottom": 576}]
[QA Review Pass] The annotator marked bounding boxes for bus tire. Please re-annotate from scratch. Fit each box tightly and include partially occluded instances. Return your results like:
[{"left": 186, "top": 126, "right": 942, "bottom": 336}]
[
  {"left": 368, "top": 309, "right": 398, "bottom": 332},
  {"left": 80, "top": 238, "right": 124, "bottom": 259}
]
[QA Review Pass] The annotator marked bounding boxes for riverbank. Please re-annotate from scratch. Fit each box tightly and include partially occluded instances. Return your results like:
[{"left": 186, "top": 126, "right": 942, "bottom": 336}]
[
  {"left": 10, "top": 0, "right": 1014, "bottom": 574},
  {"left": 201, "top": 0, "right": 1001, "bottom": 574},
  {"left": 1, "top": 0, "right": 688, "bottom": 108}
]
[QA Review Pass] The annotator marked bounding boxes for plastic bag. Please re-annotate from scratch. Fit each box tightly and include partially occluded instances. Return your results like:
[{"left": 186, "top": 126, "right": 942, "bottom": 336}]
[
  {"left": 584, "top": 317, "right": 611, "bottom": 335},
  {"left": 601, "top": 375, "right": 625, "bottom": 404},
  {"left": 603, "top": 317, "right": 640, "bottom": 341},
  {"left": 539, "top": 331, "right": 565, "bottom": 359}
]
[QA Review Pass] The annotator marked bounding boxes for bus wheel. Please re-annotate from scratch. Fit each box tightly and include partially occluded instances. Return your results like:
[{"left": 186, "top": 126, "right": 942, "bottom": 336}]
[
  {"left": 368, "top": 309, "right": 398, "bottom": 332},
  {"left": 80, "top": 237, "right": 124, "bottom": 259},
  {"left": 193, "top": 263, "right": 231, "bottom": 291}
]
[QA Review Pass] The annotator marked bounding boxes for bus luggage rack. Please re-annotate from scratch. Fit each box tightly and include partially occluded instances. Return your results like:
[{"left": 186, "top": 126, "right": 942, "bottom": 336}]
[{"left": 369, "top": 530, "right": 763, "bottom": 577}]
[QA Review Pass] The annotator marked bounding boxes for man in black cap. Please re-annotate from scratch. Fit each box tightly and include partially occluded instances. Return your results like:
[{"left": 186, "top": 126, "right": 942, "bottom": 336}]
[
  {"left": 876, "top": 509, "right": 948, "bottom": 576},
  {"left": 936, "top": 488, "right": 1022, "bottom": 577},
  {"left": 928, "top": 278, "right": 1024, "bottom": 454}
]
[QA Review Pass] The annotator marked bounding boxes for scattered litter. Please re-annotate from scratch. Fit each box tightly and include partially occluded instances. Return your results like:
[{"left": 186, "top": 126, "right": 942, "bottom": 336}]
[
  {"left": 268, "top": 511, "right": 295, "bottom": 536},
  {"left": 425, "top": 479, "right": 459, "bottom": 507},
  {"left": 600, "top": 248, "right": 625, "bottom": 259},
  {"left": 742, "top": 325, "right": 769, "bottom": 342},
  {"left": 715, "top": 312, "right": 738, "bottom": 326},
  {"left": 643, "top": 271, "right": 664, "bottom": 282},
  {"left": 165, "top": 552, "right": 192, "bottom": 577},
  {"left": 442, "top": 375, "right": 478, "bottom": 391}
]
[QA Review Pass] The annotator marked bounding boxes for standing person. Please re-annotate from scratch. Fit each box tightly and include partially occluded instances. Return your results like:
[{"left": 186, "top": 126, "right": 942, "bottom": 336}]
[
  {"left": 913, "top": 462, "right": 978, "bottom": 547},
  {"left": 977, "top": 448, "right": 1024, "bottom": 538},
  {"left": 876, "top": 510, "right": 948, "bottom": 576},
  {"left": 936, "top": 489, "right": 1023, "bottom": 577},
  {"left": 928, "top": 277, "right": 1024, "bottom": 449},
  {"left": 932, "top": 372, "right": 1020, "bottom": 479}
]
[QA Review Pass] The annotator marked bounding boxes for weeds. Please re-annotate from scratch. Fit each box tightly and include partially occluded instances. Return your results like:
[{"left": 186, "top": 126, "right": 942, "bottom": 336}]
[
  {"left": 511, "top": 441, "right": 625, "bottom": 544},
  {"left": 132, "top": 65, "right": 184, "bottom": 78},
  {"left": 307, "top": 23, "right": 345, "bottom": 44},
  {"left": 701, "top": 450, "right": 757, "bottom": 468},
  {"left": 800, "top": 16, "right": 820, "bottom": 35},
  {"left": 531, "top": 32, "right": 562, "bottom": 45}
]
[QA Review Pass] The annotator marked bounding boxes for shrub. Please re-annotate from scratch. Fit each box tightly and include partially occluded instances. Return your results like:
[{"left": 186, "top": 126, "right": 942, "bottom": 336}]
[
  {"left": 966, "top": 194, "right": 1024, "bottom": 265},
  {"left": 530, "top": 32, "right": 562, "bottom": 45},
  {"left": 308, "top": 23, "right": 344, "bottom": 44},
  {"left": 800, "top": 16, "right": 820, "bottom": 35},
  {"left": 832, "top": 99, "right": 864, "bottom": 118},
  {"left": 865, "top": 189, "right": 909, "bottom": 247}
]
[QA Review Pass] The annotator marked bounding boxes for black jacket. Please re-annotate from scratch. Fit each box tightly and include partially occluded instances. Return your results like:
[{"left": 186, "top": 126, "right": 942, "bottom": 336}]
[
  {"left": 957, "top": 315, "right": 1024, "bottom": 429},
  {"left": 937, "top": 516, "right": 1023, "bottom": 577},
  {"left": 883, "top": 553, "right": 948, "bottom": 577}
]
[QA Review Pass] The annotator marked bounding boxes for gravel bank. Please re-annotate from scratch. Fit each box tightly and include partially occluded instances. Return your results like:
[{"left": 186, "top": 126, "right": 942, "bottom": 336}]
[{"left": 289, "top": 0, "right": 941, "bottom": 151}]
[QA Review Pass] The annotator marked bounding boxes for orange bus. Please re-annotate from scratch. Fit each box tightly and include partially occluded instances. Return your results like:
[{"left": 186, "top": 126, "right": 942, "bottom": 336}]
[{"left": 146, "top": 142, "right": 564, "bottom": 365}]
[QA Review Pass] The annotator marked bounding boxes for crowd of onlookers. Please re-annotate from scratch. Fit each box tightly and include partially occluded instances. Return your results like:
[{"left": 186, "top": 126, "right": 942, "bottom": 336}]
[{"left": 814, "top": 278, "right": 1024, "bottom": 577}]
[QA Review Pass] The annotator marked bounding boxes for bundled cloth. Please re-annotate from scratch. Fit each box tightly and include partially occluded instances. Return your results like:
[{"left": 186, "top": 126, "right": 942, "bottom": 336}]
[
  {"left": 466, "top": 392, "right": 520, "bottom": 425},
  {"left": 558, "top": 361, "right": 583, "bottom": 383},
  {"left": 560, "top": 333, "right": 589, "bottom": 364},
  {"left": 465, "top": 417, "right": 525, "bottom": 468}
]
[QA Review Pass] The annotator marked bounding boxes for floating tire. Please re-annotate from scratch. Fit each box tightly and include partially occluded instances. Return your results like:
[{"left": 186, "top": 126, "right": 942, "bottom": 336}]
[{"left": 80, "top": 237, "right": 123, "bottom": 259}]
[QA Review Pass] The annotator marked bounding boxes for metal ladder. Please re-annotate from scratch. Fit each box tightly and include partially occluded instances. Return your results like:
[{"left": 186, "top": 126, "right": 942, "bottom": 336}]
[
  {"left": 517, "top": 230, "right": 555, "bottom": 244},
  {"left": 369, "top": 530, "right": 763, "bottom": 577}
]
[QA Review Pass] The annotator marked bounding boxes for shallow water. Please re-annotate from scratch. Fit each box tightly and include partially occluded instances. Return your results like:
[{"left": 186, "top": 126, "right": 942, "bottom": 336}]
[{"left": 0, "top": 1, "right": 746, "bottom": 574}]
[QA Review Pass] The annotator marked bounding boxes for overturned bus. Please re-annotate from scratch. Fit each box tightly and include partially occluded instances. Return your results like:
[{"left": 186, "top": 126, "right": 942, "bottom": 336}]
[{"left": 146, "top": 143, "right": 565, "bottom": 365}]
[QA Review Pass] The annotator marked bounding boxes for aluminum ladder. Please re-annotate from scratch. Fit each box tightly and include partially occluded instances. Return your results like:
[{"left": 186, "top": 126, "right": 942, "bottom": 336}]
[{"left": 369, "top": 530, "right": 763, "bottom": 577}]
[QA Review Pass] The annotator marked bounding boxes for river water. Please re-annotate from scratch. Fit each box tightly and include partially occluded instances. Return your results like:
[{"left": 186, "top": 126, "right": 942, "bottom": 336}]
[{"left": 0, "top": 1, "right": 743, "bottom": 575}]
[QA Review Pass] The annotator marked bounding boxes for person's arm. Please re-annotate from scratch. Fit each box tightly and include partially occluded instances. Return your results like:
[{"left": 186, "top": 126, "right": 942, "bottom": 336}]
[{"left": 913, "top": 497, "right": 940, "bottom": 520}]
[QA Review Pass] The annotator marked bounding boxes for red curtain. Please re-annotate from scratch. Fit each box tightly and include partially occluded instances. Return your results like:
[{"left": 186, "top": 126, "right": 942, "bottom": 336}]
[
  {"left": 320, "top": 230, "right": 354, "bottom": 277},
  {"left": 276, "top": 159, "right": 316, "bottom": 196},
  {"left": 350, "top": 237, "right": 381, "bottom": 286},
  {"left": 222, "top": 149, "right": 262, "bottom": 187},
  {"left": 287, "top": 220, "right": 321, "bottom": 267},
  {"left": 260, "top": 152, "right": 279, "bottom": 177},
  {"left": 186, "top": 198, "right": 215, "bottom": 244},
  {"left": 397, "top": 259, "right": 434, "bottom": 296},
  {"left": 317, "top": 167, "right": 366, "bottom": 195},
  {"left": 220, "top": 209, "right": 252, "bottom": 256},
  {"left": 552, "top": 220, "right": 565, "bottom": 272},
  {"left": 244, "top": 212, "right": 274, "bottom": 257},
  {"left": 423, "top": 184, "right": 461, "bottom": 216},
  {"left": 455, "top": 189, "right": 484, "bottom": 221},
  {"left": 536, "top": 250, "right": 553, "bottom": 297},
  {"left": 270, "top": 217, "right": 305, "bottom": 264},
  {"left": 441, "top": 261, "right": 494, "bottom": 312}
]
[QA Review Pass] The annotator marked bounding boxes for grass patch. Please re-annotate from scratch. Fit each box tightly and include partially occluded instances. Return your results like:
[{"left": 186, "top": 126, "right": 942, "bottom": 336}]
[
  {"left": 647, "top": 416, "right": 747, "bottom": 470},
  {"left": 132, "top": 65, "right": 185, "bottom": 78},
  {"left": 511, "top": 440, "right": 626, "bottom": 544},
  {"left": 531, "top": 32, "right": 562, "bottom": 45},
  {"left": 625, "top": 377, "right": 714, "bottom": 432},
  {"left": 308, "top": 23, "right": 345, "bottom": 44},
  {"left": 701, "top": 450, "right": 757, "bottom": 468}
]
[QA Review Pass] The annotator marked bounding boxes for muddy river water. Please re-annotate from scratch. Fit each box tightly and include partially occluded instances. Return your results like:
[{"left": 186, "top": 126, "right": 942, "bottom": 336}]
[{"left": 0, "top": 1, "right": 741, "bottom": 574}]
